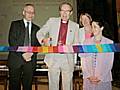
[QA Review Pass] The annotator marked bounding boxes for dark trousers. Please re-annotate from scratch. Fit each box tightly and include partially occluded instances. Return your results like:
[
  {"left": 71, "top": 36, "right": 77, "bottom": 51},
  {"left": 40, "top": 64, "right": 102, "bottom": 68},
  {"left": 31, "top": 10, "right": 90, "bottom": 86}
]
[{"left": 9, "top": 62, "right": 36, "bottom": 90}]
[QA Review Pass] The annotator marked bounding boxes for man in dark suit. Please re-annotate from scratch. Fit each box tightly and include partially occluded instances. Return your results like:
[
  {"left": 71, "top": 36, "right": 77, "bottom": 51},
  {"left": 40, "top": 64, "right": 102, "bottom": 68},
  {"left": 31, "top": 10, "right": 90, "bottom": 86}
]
[{"left": 8, "top": 4, "right": 40, "bottom": 90}]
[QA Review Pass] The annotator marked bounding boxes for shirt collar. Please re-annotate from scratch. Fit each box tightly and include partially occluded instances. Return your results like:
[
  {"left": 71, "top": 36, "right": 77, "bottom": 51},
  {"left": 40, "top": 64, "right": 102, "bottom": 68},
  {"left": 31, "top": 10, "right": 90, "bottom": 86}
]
[{"left": 23, "top": 18, "right": 31, "bottom": 24}]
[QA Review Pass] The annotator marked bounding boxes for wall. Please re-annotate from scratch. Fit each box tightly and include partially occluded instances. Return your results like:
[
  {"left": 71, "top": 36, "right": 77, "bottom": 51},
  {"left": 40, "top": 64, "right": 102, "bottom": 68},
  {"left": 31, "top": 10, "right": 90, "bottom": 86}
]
[
  {"left": 0, "top": 0, "right": 76, "bottom": 46},
  {"left": 0, "top": 0, "right": 77, "bottom": 59}
]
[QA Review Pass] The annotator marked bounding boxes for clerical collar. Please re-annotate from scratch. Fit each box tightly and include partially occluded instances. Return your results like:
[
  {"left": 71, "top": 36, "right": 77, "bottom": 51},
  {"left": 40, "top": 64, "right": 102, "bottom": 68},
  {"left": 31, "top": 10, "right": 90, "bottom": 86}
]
[{"left": 61, "top": 20, "right": 68, "bottom": 24}]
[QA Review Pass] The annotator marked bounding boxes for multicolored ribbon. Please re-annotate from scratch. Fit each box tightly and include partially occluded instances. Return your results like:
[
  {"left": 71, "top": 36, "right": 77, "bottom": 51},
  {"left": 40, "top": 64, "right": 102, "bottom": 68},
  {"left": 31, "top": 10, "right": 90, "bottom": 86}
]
[{"left": 0, "top": 43, "right": 120, "bottom": 53}]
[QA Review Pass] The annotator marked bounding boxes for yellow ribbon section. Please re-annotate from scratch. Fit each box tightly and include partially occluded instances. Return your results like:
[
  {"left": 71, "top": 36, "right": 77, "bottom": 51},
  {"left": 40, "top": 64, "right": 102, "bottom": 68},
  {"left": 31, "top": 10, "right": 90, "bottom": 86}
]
[
  {"left": 96, "top": 44, "right": 103, "bottom": 52},
  {"left": 42, "top": 46, "right": 48, "bottom": 53}
]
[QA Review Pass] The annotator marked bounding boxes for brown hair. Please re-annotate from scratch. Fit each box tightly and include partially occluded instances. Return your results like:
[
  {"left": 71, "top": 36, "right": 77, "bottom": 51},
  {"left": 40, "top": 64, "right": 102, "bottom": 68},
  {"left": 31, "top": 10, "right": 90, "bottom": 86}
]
[
  {"left": 23, "top": 3, "right": 35, "bottom": 11},
  {"left": 24, "top": 3, "right": 34, "bottom": 7}
]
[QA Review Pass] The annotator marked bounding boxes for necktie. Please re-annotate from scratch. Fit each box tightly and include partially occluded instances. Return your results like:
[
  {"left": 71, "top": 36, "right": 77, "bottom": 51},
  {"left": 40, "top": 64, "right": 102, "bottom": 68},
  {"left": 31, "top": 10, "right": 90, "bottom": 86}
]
[{"left": 24, "top": 22, "right": 30, "bottom": 46}]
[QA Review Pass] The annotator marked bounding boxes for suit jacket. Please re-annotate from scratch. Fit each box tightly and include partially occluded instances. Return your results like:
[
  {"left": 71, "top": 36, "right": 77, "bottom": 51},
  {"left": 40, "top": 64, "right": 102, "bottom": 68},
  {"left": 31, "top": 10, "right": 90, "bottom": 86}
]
[
  {"left": 36, "top": 17, "right": 80, "bottom": 70},
  {"left": 80, "top": 36, "right": 114, "bottom": 82},
  {"left": 8, "top": 19, "right": 40, "bottom": 68}
]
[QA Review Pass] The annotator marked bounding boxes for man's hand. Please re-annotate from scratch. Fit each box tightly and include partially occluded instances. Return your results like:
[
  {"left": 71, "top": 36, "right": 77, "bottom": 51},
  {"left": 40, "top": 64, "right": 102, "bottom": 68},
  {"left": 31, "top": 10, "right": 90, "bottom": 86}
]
[
  {"left": 42, "top": 37, "right": 52, "bottom": 46},
  {"left": 22, "top": 52, "right": 33, "bottom": 62},
  {"left": 87, "top": 76, "right": 101, "bottom": 84}
]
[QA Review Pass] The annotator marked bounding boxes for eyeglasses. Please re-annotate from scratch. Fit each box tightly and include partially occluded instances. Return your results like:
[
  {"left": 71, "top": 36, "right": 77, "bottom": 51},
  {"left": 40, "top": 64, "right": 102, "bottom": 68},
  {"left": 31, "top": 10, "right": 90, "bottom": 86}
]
[
  {"left": 25, "top": 11, "right": 35, "bottom": 15},
  {"left": 60, "top": 10, "right": 71, "bottom": 13}
]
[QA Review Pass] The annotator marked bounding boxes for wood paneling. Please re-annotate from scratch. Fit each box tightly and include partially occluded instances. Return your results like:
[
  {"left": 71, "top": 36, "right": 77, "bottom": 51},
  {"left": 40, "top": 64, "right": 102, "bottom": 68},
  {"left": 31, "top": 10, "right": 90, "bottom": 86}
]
[{"left": 116, "top": 0, "right": 120, "bottom": 12}]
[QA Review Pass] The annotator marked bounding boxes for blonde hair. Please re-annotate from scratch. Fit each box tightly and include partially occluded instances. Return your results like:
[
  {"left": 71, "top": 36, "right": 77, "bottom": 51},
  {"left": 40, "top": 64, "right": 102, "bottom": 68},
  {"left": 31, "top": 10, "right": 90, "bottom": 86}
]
[
  {"left": 59, "top": 2, "right": 73, "bottom": 12},
  {"left": 79, "top": 13, "right": 92, "bottom": 26}
]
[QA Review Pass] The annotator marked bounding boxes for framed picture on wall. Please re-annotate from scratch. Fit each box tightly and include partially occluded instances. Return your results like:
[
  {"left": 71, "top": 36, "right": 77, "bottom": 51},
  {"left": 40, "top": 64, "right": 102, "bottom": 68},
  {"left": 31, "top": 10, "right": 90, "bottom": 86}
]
[
  {"left": 116, "top": 0, "right": 120, "bottom": 28},
  {"left": 117, "top": 12, "right": 120, "bottom": 29},
  {"left": 116, "top": 0, "right": 120, "bottom": 42}
]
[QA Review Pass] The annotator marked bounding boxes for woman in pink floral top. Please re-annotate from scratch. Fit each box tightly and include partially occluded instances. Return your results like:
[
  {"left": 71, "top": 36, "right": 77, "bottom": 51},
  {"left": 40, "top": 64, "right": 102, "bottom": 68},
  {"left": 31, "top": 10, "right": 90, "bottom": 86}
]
[{"left": 79, "top": 13, "right": 93, "bottom": 43}]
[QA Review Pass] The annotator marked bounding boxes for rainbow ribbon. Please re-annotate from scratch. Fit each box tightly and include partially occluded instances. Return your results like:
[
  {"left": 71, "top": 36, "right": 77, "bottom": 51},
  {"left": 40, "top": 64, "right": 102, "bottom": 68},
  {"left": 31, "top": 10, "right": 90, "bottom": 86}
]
[{"left": 0, "top": 44, "right": 120, "bottom": 53}]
